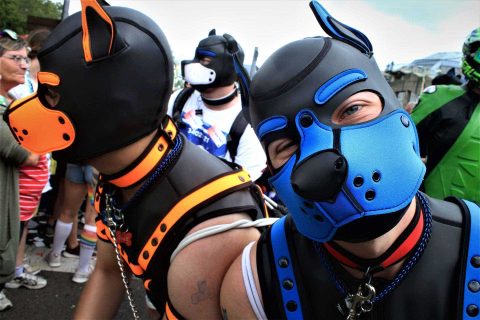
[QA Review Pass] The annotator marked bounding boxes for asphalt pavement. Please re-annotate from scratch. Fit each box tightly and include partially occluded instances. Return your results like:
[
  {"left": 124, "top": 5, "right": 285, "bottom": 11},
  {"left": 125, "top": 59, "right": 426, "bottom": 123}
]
[
  {"left": 0, "top": 215, "right": 151, "bottom": 319},
  {"left": 0, "top": 271, "right": 150, "bottom": 320}
]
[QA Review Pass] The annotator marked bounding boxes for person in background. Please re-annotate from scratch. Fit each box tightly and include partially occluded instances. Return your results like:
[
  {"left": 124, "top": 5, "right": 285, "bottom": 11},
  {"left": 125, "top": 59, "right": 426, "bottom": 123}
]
[
  {"left": 0, "top": 28, "right": 39, "bottom": 311},
  {"left": 168, "top": 29, "right": 266, "bottom": 182},
  {"left": 220, "top": 2, "right": 479, "bottom": 319},
  {"left": 411, "top": 27, "right": 480, "bottom": 203},
  {"left": 47, "top": 164, "right": 98, "bottom": 284},
  {"left": 4, "top": 28, "right": 51, "bottom": 291}
]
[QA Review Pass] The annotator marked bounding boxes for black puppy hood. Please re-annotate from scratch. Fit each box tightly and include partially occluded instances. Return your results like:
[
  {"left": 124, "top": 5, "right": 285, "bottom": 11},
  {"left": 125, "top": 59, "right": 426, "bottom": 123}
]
[
  {"left": 4, "top": 0, "right": 173, "bottom": 163},
  {"left": 182, "top": 29, "right": 244, "bottom": 92}
]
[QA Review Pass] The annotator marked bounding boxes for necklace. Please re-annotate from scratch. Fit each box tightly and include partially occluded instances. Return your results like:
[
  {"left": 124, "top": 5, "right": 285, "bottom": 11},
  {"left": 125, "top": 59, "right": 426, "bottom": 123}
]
[{"left": 315, "top": 192, "right": 433, "bottom": 318}]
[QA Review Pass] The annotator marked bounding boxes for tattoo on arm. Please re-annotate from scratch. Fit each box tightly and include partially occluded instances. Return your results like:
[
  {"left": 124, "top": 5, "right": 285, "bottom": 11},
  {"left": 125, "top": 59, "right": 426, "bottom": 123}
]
[
  {"left": 191, "top": 280, "right": 212, "bottom": 304},
  {"left": 222, "top": 307, "right": 228, "bottom": 320}
]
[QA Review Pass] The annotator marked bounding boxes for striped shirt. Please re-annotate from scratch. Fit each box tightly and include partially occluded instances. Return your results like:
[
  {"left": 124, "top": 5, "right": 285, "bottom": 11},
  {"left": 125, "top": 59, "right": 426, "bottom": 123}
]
[{"left": 19, "top": 154, "right": 49, "bottom": 221}]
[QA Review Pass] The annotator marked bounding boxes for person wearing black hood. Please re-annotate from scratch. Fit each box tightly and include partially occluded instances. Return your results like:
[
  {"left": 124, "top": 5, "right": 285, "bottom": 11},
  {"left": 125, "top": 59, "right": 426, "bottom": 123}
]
[
  {"left": 168, "top": 30, "right": 266, "bottom": 182},
  {"left": 220, "top": 2, "right": 480, "bottom": 319},
  {"left": 3, "top": 1, "right": 267, "bottom": 319}
]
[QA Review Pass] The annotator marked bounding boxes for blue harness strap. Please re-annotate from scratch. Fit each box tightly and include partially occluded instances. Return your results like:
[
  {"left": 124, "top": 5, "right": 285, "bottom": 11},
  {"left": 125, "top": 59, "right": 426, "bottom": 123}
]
[
  {"left": 271, "top": 216, "right": 304, "bottom": 319},
  {"left": 462, "top": 199, "right": 480, "bottom": 319}
]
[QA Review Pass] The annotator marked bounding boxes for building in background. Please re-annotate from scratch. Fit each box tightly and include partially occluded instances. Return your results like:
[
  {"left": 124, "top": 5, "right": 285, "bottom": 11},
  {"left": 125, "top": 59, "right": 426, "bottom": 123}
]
[{"left": 385, "top": 51, "right": 463, "bottom": 107}]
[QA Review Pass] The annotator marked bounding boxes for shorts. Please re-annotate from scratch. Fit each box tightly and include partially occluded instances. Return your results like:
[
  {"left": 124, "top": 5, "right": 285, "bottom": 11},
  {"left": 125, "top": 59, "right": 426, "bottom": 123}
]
[{"left": 65, "top": 164, "right": 97, "bottom": 188}]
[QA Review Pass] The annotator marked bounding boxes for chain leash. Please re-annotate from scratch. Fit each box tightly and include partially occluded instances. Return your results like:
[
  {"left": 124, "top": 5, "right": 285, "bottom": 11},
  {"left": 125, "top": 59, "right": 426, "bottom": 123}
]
[{"left": 105, "top": 194, "right": 140, "bottom": 320}]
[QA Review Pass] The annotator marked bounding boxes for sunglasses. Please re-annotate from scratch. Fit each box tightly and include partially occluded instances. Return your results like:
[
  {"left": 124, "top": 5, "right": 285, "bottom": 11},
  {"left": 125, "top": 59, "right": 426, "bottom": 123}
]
[{"left": 0, "top": 29, "right": 19, "bottom": 41}]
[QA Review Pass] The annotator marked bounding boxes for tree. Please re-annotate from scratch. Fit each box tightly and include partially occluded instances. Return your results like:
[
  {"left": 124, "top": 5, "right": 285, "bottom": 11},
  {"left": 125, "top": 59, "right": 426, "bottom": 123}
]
[{"left": 0, "top": 0, "right": 62, "bottom": 34}]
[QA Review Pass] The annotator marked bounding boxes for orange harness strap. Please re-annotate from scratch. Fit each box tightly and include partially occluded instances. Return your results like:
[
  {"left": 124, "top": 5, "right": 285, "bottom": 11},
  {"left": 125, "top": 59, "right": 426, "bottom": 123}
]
[
  {"left": 138, "top": 169, "right": 252, "bottom": 271},
  {"left": 165, "top": 301, "right": 178, "bottom": 320},
  {"left": 104, "top": 119, "right": 178, "bottom": 188}
]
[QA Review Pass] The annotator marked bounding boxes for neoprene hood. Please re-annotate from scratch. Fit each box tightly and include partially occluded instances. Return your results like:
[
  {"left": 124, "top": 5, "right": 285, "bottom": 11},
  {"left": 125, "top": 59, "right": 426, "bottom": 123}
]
[
  {"left": 248, "top": 1, "right": 426, "bottom": 242},
  {"left": 4, "top": 0, "right": 173, "bottom": 163},
  {"left": 181, "top": 29, "right": 244, "bottom": 92}
]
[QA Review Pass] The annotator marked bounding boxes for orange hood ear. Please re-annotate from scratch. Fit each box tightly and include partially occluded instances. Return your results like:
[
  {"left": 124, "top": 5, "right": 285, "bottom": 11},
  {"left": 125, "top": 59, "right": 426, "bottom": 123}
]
[{"left": 81, "top": 0, "right": 125, "bottom": 62}]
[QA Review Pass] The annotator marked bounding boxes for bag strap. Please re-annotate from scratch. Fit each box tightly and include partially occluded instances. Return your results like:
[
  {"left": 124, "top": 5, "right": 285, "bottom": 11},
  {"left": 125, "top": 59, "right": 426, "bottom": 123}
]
[
  {"left": 172, "top": 87, "right": 195, "bottom": 124},
  {"left": 227, "top": 111, "right": 248, "bottom": 163}
]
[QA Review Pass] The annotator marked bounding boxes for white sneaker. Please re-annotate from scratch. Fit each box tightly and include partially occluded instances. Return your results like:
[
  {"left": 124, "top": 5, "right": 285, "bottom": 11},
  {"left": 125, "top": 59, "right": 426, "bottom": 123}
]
[
  {"left": 5, "top": 273, "right": 47, "bottom": 289},
  {"left": 46, "top": 251, "right": 61, "bottom": 268},
  {"left": 0, "top": 290, "right": 13, "bottom": 311},
  {"left": 72, "top": 267, "right": 93, "bottom": 284},
  {"left": 24, "top": 263, "right": 41, "bottom": 275}
]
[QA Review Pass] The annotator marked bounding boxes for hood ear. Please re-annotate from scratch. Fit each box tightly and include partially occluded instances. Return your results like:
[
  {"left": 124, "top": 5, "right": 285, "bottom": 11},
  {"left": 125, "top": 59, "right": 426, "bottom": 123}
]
[
  {"left": 208, "top": 29, "right": 216, "bottom": 36},
  {"left": 81, "top": 0, "right": 125, "bottom": 62},
  {"left": 309, "top": 0, "right": 372, "bottom": 56}
]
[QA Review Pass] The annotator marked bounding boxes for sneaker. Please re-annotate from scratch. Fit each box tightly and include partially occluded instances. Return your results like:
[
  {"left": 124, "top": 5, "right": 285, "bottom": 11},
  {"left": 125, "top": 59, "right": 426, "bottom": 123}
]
[
  {"left": 72, "top": 267, "right": 93, "bottom": 284},
  {"left": 5, "top": 273, "right": 47, "bottom": 289},
  {"left": 24, "top": 263, "right": 41, "bottom": 275},
  {"left": 46, "top": 251, "right": 61, "bottom": 268},
  {"left": 0, "top": 290, "right": 13, "bottom": 311},
  {"left": 62, "top": 245, "right": 80, "bottom": 258}
]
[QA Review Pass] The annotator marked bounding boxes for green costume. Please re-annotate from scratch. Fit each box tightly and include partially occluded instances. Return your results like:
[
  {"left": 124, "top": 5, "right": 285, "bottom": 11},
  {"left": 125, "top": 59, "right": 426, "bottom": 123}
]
[{"left": 412, "top": 85, "right": 480, "bottom": 203}]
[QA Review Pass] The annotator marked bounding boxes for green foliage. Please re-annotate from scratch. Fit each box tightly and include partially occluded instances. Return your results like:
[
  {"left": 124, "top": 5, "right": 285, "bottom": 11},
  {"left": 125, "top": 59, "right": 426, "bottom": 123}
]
[
  {"left": 173, "top": 58, "right": 185, "bottom": 91},
  {"left": 0, "top": 0, "right": 62, "bottom": 34}
]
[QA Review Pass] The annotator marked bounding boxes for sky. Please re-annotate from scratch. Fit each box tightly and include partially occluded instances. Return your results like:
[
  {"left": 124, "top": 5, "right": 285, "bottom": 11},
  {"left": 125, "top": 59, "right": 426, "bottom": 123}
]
[{"left": 65, "top": 0, "right": 480, "bottom": 70}]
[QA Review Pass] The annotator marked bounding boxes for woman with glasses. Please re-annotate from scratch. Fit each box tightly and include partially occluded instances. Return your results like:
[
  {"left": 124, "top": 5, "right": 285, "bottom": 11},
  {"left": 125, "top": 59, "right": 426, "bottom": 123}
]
[
  {"left": 0, "top": 30, "right": 31, "bottom": 105},
  {"left": 0, "top": 29, "right": 41, "bottom": 312}
]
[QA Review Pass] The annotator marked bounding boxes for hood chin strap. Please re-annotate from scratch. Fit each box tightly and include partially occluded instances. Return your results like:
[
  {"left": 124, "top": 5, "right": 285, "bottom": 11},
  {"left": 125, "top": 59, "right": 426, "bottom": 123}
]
[
  {"left": 201, "top": 85, "right": 238, "bottom": 106},
  {"left": 100, "top": 117, "right": 178, "bottom": 188}
]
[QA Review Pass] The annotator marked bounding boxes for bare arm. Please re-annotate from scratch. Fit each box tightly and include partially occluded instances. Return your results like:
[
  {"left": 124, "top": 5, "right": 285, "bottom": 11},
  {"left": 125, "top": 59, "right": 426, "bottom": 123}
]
[
  {"left": 74, "top": 240, "right": 126, "bottom": 319},
  {"left": 22, "top": 153, "right": 39, "bottom": 166},
  {"left": 167, "top": 213, "right": 260, "bottom": 319},
  {"left": 220, "top": 241, "right": 261, "bottom": 320}
]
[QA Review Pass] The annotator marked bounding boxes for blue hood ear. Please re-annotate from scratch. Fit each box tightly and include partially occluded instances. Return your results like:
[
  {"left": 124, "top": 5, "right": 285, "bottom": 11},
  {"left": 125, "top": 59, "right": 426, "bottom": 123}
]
[{"left": 309, "top": 0, "right": 372, "bottom": 56}]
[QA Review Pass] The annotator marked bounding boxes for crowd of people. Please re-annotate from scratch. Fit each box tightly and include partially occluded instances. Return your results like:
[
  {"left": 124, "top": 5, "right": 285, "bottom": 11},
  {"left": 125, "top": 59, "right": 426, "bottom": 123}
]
[{"left": 0, "top": 0, "right": 478, "bottom": 319}]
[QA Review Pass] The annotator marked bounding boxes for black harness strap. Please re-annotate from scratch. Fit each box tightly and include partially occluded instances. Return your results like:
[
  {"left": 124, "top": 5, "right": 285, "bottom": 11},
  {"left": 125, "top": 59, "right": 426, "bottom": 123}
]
[
  {"left": 172, "top": 87, "right": 195, "bottom": 124},
  {"left": 226, "top": 111, "right": 248, "bottom": 163}
]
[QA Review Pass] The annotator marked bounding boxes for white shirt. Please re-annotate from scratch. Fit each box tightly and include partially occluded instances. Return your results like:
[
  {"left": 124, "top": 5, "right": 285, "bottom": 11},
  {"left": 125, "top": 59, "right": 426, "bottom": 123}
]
[{"left": 168, "top": 89, "right": 267, "bottom": 181}]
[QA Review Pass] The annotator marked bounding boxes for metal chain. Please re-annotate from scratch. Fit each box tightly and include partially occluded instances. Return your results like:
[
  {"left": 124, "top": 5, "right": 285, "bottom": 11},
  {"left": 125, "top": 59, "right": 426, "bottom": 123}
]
[
  {"left": 97, "top": 136, "right": 183, "bottom": 319},
  {"left": 316, "top": 192, "right": 433, "bottom": 309},
  {"left": 105, "top": 195, "right": 140, "bottom": 320}
]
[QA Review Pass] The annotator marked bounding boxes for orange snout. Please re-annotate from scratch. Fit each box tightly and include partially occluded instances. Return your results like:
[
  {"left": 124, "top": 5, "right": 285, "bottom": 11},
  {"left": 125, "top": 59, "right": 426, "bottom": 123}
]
[{"left": 6, "top": 93, "right": 75, "bottom": 154}]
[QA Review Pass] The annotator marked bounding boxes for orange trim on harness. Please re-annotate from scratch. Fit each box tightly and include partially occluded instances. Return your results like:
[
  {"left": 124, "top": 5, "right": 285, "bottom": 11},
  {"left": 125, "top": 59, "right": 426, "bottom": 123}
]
[
  {"left": 95, "top": 219, "right": 109, "bottom": 241},
  {"left": 100, "top": 221, "right": 144, "bottom": 276},
  {"left": 138, "top": 170, "right": 252, "bottom": 271},
  {"left": 106, "top": 119, "right": 178, "bottom": 188},
  {"left": 37, "top": 72, "right": 60, "bottom": 86},
  {"left": 81, "top": 0, "right": 115, "bottom": 62},
  {"left": 165, "top": 302, "right": 178, "bottom": 320}
]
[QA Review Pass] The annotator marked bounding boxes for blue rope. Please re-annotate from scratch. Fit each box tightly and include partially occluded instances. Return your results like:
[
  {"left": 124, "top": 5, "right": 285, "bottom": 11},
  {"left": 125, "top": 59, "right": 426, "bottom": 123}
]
[{"left": 315, "top": 192, "right": 433, "bottom": 303}]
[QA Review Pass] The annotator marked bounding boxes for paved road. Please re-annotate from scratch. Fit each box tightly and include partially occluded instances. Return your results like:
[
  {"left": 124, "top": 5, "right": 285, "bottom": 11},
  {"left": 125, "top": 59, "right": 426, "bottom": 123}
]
[
  {"left": 0, "top": 224, "right": 151, "bottom": 320},
  {"left": 0, "top": 271, "right": 150, "bottom": 320}
]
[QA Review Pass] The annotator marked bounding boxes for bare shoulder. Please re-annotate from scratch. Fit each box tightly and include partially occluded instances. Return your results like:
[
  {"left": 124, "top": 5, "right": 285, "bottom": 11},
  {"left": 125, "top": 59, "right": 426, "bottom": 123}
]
[
  {"left": 167, "top": 213, "right": 261, "bottom": 319},
  {"left": 220, "top": 241, "right": 260, "bottom": 320}
]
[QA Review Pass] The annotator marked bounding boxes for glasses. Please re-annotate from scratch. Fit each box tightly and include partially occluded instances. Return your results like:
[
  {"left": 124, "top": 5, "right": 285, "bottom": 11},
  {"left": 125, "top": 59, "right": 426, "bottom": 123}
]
[
  {"left": 2, "top": 54, "right": 31, "bottom": 65},
  {"left": 0, "top": 29, "right": 19, "bottom": 41}
]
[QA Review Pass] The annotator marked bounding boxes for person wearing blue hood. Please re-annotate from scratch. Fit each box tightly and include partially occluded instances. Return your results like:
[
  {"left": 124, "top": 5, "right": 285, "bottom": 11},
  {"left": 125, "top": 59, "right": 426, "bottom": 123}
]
[{"left": 220, "top": 2, "right": 480, "bottom": 319}]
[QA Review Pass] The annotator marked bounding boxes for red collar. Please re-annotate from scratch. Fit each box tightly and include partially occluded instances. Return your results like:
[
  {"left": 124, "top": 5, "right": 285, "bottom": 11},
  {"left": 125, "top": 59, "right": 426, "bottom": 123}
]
[{"left": 323, "top": 203, "right": 424, "bottom": 271}]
